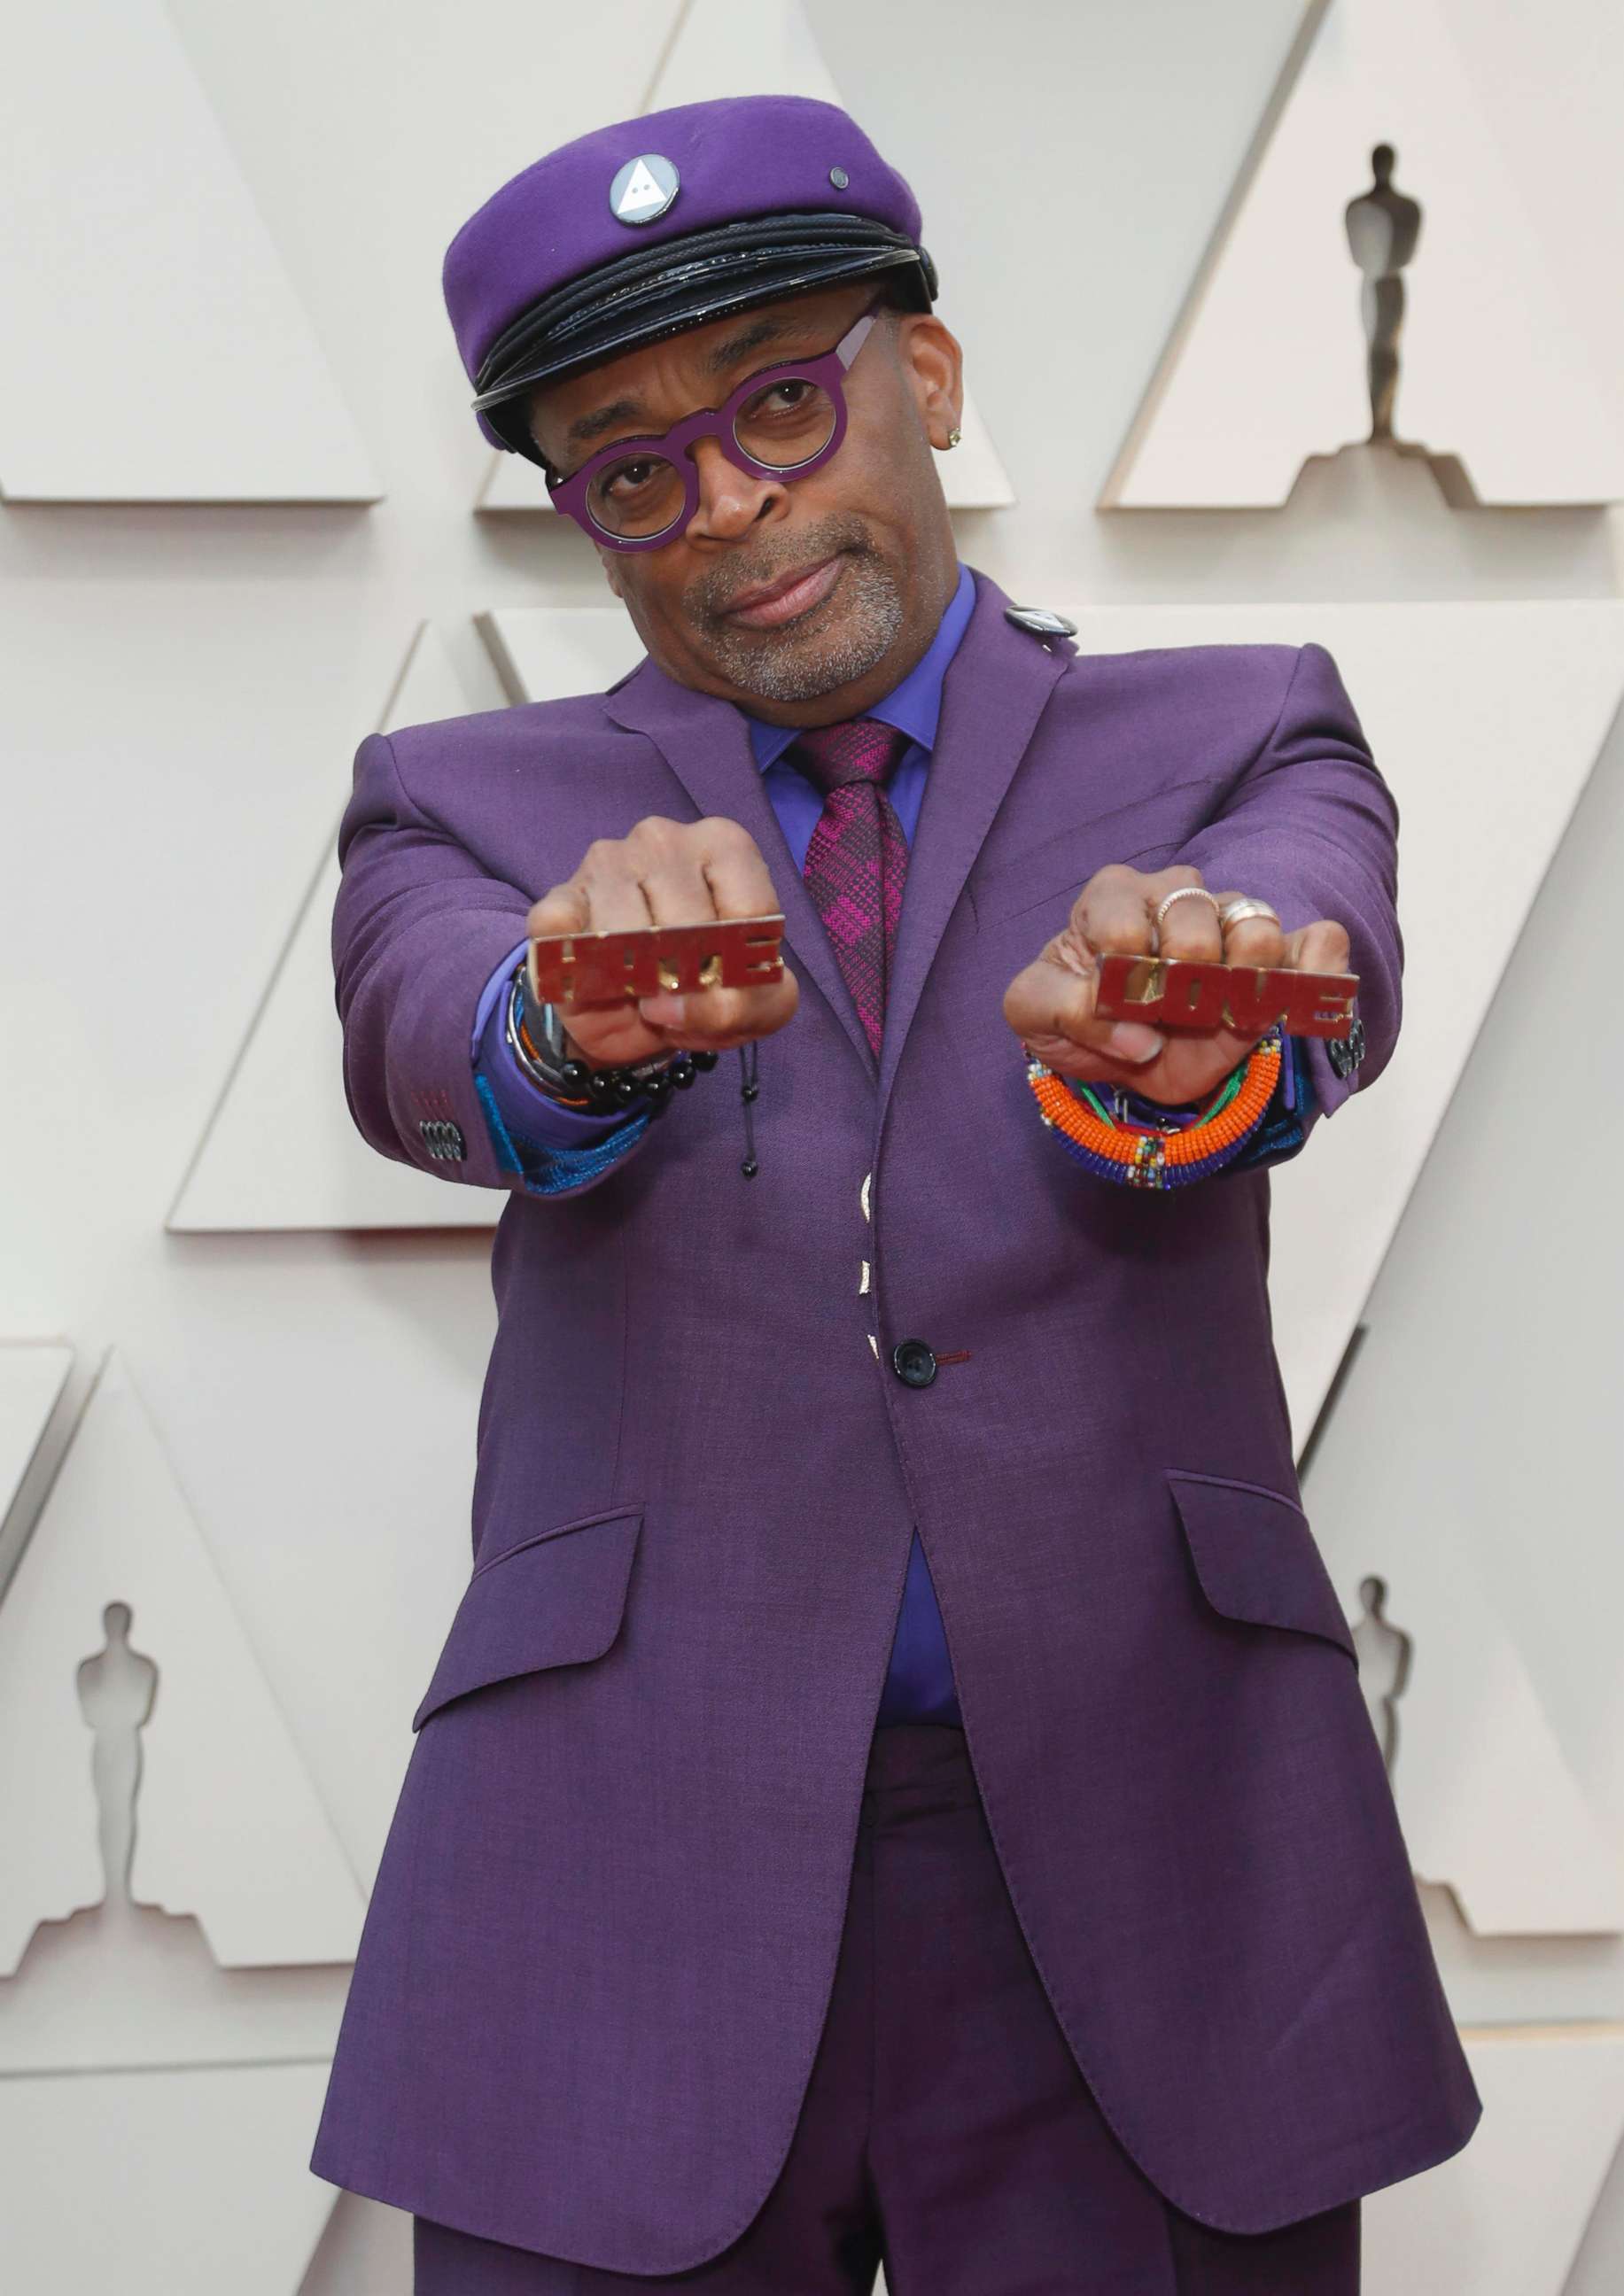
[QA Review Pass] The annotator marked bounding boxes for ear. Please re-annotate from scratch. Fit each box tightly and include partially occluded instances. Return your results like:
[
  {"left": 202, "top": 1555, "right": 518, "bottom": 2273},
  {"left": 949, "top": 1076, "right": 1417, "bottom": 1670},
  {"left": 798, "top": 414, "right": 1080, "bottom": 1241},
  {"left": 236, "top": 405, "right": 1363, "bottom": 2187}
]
[{"left": 897, "top": 314, "right": 964, "bottom": 452}]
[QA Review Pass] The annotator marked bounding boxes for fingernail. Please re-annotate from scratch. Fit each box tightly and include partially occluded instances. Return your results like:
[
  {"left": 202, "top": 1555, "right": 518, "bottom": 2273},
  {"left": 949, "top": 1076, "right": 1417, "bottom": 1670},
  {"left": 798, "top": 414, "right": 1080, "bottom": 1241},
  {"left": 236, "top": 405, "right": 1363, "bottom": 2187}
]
[
  {"left": 639, "top": 993, "right": 688, "bottom": 1028},
  {"left": 1107, "top": 1022, "right": 1164, "bottom": 1061}
]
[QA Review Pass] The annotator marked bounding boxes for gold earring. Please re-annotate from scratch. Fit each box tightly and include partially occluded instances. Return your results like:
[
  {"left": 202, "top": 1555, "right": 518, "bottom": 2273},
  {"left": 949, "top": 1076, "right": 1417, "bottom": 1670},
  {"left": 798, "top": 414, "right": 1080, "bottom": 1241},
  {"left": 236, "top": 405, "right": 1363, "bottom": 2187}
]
[{"left": 946, "top": 426, "right": 962, "bottom": 449}]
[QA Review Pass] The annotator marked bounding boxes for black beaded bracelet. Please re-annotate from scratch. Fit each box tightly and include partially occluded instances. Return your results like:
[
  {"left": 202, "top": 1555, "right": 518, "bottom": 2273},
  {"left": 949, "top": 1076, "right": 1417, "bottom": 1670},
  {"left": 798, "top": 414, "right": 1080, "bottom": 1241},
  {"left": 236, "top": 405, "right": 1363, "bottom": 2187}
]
[
  {"left": 556, "top": 1044, "right": 719, "bottom": 1116},
  {"left": 506, "top": 958, "right": 761, "bottom": 1176},
  {"left": 506, "top": 964, "right": 719, "bottom": 1117}
]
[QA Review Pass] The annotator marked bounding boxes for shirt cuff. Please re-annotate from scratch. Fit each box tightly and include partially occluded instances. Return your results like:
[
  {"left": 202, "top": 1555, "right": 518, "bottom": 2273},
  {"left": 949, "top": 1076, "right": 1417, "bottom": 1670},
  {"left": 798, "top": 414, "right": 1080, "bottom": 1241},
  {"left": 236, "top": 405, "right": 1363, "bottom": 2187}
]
[
  {"left": 473, "top": 1068, "right": 654, "bottom": 1196},
  {"left": 1202, "top": 1036, "right": 1317, "bottom": 1173}
]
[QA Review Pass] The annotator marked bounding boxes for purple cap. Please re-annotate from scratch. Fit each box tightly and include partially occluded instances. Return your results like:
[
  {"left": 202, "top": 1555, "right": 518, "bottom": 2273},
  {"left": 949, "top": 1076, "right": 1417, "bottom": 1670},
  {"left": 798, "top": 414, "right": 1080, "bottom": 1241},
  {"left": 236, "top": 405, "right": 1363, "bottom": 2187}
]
[{"left": 442, "top": 94, "right": 936, "bottom": 462}]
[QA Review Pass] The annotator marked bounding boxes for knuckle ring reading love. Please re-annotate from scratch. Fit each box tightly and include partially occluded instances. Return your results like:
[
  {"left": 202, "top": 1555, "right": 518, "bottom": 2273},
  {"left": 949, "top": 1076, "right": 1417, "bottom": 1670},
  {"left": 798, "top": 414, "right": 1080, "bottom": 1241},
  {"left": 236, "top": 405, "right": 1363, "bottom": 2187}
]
[{"left": 1152, "top": 884, "right": 1222, "bottom": 930}]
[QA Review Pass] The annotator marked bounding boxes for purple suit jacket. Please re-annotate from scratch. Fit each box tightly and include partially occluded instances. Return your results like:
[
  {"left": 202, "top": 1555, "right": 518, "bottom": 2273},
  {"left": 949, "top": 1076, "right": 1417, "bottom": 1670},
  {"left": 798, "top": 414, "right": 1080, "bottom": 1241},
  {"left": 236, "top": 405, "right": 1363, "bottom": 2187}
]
[{"left": 312, "top": 565, "right": 1480, "bottom": 2269}]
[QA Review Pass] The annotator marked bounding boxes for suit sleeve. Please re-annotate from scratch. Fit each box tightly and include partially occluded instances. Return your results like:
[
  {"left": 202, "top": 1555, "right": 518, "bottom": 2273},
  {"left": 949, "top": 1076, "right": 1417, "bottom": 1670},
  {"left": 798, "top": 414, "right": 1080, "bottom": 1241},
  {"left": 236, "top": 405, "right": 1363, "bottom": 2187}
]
[
  {"left": 1032, "top": 641, "right": 1395, "bottom": 1186},
  {"left": 330, "top": 729, "right": 652, "bottom": 1199},
  {"left": 1169, "top": 639, "right": 1401, "bottom": 1149}
]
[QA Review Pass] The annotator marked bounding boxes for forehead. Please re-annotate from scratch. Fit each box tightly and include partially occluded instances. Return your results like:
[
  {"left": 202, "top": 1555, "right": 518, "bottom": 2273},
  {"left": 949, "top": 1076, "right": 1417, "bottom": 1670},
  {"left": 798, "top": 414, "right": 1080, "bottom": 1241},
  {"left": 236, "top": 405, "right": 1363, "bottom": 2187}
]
[{"left": 526, "top": 279, "right": 873, "bottom": 462}]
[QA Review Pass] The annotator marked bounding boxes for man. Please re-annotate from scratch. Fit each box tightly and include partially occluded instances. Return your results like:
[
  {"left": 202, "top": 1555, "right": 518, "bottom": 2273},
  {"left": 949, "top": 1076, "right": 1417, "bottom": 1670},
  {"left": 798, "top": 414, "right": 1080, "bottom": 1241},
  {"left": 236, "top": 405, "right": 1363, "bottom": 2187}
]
[{"left": 313, "top": 93, "right": 1480, "bottom": 2294}]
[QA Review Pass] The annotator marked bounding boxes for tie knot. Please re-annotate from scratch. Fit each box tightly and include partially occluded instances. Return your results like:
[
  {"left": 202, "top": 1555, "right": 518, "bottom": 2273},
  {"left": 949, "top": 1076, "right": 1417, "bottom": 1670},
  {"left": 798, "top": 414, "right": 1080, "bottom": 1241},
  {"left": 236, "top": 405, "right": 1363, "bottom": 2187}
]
[{"left": 788, "top": 717, "right": 909, "bottom": 796}]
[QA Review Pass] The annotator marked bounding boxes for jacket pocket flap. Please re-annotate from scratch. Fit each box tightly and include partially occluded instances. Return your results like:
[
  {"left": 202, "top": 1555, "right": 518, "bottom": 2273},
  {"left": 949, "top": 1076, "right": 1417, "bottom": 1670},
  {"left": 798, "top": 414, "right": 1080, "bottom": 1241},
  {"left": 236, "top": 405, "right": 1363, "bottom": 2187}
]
[
  {"left": 1167, "top": 1470, "right": 1354, "bottom": 1659},
  {"left": 411, "top": 1505, "right": 642, "bottom": 1730}
]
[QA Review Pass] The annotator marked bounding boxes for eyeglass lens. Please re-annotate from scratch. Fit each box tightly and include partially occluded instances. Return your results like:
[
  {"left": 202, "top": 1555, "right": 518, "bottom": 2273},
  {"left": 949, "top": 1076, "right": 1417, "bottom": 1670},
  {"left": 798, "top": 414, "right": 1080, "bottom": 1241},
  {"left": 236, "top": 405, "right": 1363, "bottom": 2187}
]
[{"left": 585, "top": 373, "right": 838, "bottom": 537}]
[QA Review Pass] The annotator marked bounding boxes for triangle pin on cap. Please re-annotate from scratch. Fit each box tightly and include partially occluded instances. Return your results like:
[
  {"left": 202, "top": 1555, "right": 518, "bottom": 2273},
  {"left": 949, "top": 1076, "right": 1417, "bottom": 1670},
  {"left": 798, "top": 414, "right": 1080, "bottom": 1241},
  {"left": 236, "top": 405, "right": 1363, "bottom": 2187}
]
[{"left": 610, "top": 152, "right": 680, "bottom": 225}]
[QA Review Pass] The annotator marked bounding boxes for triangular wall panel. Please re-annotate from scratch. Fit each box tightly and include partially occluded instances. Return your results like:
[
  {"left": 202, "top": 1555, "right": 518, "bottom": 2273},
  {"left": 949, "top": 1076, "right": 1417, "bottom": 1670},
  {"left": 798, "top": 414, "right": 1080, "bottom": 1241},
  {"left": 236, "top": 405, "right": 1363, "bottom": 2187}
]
[
  {"left": 0, "top": 2062, "right": 339, "bottom": 2296},
  {"left": 476, "top": 603, "right": 648, "bottom": 707},
  {"left": 478, "top": 450, "right": 560, "bottom": 514},
  {"left": 0, "top": 1901, "right": 351, "bottom": 2077},
  {"left": 1298, "top": 689, "right": 1624, "bottom": 1939},
  {"left": 1362, "top": 2027, "right": 1624, "bottom": 2295},
  {"left": 0, "top": 1351, "right": 363, "bottom": 1975},
  {"left": 649, "top": 0, "right": 842, "bottom": 109},
  {"left": 478, "top": 0, "right": 1014, "bottom": 515},
  {"left": 168, "top": 611, "right": 653, "bottom": 1230},
  {"left": 1323, "top": 1485, "right": 1623, "bottom": 1935},
  {"left": 1103, "top": 0, "right": 1624, "bottom": 508},
  {"left": 0, "top": 1342, "right": 72, "bottom": 1536},
  {"left": 167, "top": 625, "right": 496, "bottom": 1232},
  {"left": 0, "top": 3, "right": 378, "bottom": 502}
]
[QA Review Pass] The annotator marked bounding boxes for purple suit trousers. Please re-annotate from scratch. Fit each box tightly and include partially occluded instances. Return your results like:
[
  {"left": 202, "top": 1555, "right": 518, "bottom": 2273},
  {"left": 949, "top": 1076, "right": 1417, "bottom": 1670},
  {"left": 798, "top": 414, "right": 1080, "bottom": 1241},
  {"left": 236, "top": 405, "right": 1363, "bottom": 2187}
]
[{"left": 313, "top": 565, "right": 1480, "bottom": 2274}]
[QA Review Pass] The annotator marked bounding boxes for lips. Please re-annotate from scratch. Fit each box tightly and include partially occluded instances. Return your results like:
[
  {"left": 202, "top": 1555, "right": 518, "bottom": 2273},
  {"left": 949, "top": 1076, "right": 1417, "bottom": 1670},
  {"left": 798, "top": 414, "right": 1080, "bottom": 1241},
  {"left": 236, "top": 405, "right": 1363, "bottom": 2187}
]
[{"left": 723, "top": 554, "right": 844, "bottom": 630}]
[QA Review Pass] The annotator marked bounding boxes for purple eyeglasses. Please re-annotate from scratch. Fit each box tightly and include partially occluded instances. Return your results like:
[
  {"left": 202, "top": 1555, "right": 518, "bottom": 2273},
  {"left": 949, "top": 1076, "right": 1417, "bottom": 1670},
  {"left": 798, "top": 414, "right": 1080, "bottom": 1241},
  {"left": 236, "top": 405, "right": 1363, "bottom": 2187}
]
[{"left": 543, "top": 299, "right": 883, "bottom": 551}]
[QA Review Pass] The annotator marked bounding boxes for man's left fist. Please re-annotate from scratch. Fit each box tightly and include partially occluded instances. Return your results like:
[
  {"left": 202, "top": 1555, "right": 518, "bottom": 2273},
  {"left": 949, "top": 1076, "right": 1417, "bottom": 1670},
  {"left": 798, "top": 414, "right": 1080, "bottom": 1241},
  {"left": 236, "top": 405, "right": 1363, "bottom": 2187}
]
[{"left": 1001, "top": 863, "right": 1352, "bottom": 1106}]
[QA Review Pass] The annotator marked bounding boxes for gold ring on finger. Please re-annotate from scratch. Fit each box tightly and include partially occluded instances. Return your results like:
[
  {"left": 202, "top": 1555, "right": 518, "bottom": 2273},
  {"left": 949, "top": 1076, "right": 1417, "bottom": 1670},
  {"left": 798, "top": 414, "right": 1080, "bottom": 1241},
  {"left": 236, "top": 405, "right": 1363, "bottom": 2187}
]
[{"left": 1217, "top": 896, "right": 1281, "bottom": 928}]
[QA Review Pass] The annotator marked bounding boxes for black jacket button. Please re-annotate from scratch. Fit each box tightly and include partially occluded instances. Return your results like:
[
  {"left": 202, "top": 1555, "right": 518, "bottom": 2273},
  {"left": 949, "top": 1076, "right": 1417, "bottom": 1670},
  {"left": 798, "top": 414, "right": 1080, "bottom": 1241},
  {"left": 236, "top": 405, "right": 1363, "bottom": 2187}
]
[{"left": 891, "top": 1339, "right": 937, "bottom": 1389}]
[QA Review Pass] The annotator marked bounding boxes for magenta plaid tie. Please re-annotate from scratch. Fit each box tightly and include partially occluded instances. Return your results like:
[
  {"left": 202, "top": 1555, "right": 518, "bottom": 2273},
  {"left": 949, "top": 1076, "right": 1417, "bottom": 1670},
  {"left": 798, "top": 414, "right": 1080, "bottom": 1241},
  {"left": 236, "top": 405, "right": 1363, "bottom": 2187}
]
[{"left": 789, "top": 718, "right": 912, "bottom": 1057}]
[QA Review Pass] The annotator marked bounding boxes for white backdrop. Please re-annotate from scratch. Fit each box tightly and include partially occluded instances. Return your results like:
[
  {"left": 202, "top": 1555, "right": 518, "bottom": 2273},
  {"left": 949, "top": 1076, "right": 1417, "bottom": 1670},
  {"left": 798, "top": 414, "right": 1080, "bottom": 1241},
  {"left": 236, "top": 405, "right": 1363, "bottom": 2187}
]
[{"left": 4, "top": 3, "right": 1623, "bottom": 2290}]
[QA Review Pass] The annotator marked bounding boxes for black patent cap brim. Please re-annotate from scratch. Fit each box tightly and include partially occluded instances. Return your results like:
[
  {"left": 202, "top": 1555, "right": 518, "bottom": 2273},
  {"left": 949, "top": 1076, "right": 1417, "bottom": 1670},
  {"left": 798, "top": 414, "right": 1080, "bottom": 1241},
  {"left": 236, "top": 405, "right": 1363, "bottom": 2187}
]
[{"left": 472, "top": 212, "right": 936, "bottom": 462}]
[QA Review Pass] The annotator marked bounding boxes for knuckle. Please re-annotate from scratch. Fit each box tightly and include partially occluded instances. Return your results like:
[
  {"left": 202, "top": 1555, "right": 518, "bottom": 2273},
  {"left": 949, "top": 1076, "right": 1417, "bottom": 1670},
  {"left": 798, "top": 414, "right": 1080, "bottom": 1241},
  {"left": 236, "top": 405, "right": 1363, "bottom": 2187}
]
[
  {"left": 1163, "top": 918, "right": 1221, "bottom": 952},
  {"left": 527, "top": 881, "right": 576, "bottom": 924},
  {"left": 763, "top": 972, "right": 798, "bottom": 1027},
  {"left": 1091, "top": 912, "right": 1151, "bottom": 953},
  {"left": 690, "top": 985, "right": 744, "bottom": 1036},
  {"left": 1002, "top": 974, "right": 1036, "bottom": 1025},
  {"left": 700, "top": 815, "right": 753, "bottom": 858}
]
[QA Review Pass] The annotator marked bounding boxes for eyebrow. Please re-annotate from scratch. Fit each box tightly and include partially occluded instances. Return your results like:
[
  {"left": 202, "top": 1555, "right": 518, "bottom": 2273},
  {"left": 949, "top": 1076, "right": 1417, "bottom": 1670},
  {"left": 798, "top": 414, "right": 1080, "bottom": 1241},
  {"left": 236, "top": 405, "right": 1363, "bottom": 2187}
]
[
  {"left": 556, "top": 311, "right": 820, "bottom": 455},
  {"left": 563, "top": 399, "right": 651, "bottom": 451},
  {"left": 693, "top": 316, "right": 789, "bottom": 374}
]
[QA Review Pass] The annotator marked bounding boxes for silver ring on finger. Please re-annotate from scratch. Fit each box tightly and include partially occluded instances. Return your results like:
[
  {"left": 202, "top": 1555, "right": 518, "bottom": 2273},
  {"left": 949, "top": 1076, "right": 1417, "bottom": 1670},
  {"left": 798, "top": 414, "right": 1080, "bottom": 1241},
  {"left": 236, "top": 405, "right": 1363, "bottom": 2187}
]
[
  {"left": 1152, "top": 884, "right": 1222, "bottom": 930},
  {"left": 1217, "top": 896, "right": 1281, "bottom": 928}
]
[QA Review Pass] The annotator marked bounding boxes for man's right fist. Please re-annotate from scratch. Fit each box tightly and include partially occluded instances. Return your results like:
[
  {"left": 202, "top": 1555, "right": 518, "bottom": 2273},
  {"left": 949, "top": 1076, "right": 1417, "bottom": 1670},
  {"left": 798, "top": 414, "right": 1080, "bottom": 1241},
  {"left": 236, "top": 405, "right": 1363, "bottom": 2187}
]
[{"left": 524, "top": 816, "right": 799, "bottom": 1069}]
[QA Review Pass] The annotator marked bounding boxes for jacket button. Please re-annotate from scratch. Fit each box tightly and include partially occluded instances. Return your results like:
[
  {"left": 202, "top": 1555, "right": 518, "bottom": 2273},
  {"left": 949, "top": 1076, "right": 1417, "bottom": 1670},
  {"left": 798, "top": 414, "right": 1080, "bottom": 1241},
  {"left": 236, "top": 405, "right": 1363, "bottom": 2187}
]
[
  {"left": 890, "top": 1339, "right": 937, "bottom": 1390},
  {"left": 417, "top": 1116, "right": 467, "bottom": 1161}
]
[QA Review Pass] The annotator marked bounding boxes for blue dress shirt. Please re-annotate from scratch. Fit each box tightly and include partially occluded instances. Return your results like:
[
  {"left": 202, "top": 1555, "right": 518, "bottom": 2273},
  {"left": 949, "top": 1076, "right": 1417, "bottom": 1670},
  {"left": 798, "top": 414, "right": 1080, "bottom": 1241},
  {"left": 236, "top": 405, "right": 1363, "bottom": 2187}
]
[{"left": 468, "top": 559, "right": 1315, "bottom": 1726}]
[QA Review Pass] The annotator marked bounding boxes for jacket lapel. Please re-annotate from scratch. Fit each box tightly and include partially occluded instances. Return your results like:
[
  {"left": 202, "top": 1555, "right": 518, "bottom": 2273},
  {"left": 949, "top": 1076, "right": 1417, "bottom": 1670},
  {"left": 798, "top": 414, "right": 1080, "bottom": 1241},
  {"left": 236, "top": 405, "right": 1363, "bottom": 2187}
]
[
  {"left": 602, "top": 658, "right": 878, "bottom": 1080},
  {"left": 874, "top": 570, "right": 1072, "bottom": 1121}
]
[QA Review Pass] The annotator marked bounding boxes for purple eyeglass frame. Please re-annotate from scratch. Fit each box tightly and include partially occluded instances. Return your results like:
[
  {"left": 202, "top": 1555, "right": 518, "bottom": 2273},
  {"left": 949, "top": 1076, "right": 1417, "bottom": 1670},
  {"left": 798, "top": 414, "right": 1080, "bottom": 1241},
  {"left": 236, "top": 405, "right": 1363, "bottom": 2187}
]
[{"left": 543, "top": 300, "right": 882, "bottom": 551}]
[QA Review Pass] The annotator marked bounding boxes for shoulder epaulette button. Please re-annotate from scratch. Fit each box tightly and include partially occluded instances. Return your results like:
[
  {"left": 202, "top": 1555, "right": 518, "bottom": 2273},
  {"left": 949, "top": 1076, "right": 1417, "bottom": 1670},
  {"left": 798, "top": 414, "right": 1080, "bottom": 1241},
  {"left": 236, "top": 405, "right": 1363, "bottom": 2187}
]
[{"left": 1004, "top": 605, "right": 1078, "bottom": 639}]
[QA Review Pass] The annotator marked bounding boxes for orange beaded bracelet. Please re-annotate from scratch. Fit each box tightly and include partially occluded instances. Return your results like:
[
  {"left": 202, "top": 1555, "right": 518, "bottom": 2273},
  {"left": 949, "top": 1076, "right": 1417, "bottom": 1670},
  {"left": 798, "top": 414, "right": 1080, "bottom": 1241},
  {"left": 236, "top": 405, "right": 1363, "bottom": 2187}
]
[{"left": 1024, "top": 1028, "right": 1284, "bottom": 1190}]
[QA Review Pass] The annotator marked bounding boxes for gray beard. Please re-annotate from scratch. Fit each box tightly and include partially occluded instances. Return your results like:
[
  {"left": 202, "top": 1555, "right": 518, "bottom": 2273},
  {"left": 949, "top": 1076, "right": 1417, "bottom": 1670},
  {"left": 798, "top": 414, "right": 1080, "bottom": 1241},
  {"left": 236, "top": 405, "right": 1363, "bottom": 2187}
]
[{"left": 694, "top": 538, "right": 907, "bottom": 705}]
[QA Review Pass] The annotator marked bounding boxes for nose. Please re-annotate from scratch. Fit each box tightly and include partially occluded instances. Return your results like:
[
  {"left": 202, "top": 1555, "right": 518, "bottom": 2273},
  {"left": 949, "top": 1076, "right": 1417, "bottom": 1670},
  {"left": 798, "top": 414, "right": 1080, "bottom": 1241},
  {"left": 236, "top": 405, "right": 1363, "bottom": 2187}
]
[{"left": 683, "top": 433, "right": 789, "bottom": 542}]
